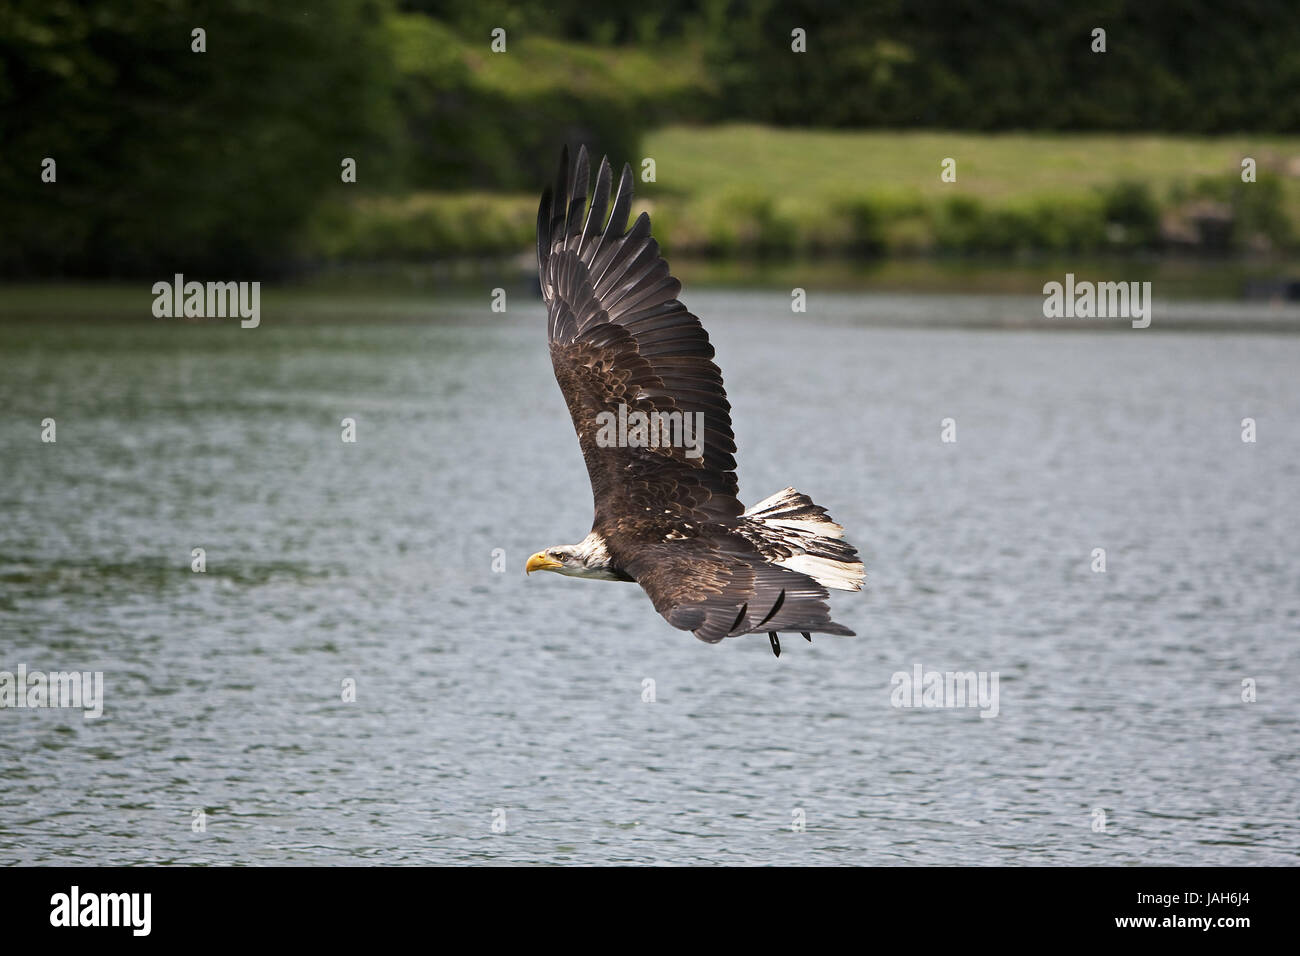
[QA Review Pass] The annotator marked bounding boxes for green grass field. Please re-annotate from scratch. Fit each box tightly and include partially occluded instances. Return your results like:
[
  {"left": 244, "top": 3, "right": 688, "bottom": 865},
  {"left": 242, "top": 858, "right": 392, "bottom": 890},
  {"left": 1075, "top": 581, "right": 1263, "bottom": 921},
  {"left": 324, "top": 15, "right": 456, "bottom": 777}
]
[
  {"left": 309, "top": 124, "right": 1300, "bottom": 262},
  {"left": 645, "top": 125, "right": 1298, "bottom": 202}
]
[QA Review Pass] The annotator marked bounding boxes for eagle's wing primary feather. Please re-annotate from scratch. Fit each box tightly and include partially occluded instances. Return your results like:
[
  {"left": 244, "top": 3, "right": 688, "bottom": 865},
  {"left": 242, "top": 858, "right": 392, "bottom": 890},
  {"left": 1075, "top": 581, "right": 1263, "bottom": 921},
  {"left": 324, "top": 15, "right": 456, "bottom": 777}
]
[
  {"left": 537, "top": 145, "right": 740, "bottom": 527},
  {"left": 537, "top": 146, "right": 854, "bottom": 643}
]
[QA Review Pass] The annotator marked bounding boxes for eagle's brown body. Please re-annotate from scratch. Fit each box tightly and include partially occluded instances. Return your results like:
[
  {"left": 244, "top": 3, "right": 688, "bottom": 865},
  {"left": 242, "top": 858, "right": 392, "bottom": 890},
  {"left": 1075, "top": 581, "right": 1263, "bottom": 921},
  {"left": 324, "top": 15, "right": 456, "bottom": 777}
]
[{"left": 529, "top": 147, "right": 863, "bottom": 654}]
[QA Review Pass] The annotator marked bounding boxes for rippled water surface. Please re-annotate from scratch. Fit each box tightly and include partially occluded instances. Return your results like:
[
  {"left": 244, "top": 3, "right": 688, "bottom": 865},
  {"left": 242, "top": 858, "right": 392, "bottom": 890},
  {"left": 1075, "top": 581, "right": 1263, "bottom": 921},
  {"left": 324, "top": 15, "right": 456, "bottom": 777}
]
[{"left": 1, "top": 288, "right": 1298, "bottom": 864}]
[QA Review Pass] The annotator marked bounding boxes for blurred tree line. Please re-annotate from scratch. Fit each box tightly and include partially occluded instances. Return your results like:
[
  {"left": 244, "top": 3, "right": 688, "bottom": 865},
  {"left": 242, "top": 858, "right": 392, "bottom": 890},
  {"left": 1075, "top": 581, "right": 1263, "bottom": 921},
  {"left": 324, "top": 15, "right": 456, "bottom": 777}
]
[
  {"left": 1, "top": 0, "right": 399, "bottom": 276},
  {"left": 420, "top": 0, "right": 1300, "bottom": 132},
  {"left": 2, "top": 0, "right": 1296, "bottom": 276}
]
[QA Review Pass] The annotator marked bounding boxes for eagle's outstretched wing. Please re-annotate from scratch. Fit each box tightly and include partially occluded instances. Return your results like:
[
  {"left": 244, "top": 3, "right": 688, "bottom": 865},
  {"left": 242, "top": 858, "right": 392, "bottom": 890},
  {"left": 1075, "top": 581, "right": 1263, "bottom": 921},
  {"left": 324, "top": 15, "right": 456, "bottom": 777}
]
[
  {"left": 537, "top": 145, "right": 739, "bottom": 526},
  {"left": 537, "top": 146, "right": 854, "bottom": 644}
]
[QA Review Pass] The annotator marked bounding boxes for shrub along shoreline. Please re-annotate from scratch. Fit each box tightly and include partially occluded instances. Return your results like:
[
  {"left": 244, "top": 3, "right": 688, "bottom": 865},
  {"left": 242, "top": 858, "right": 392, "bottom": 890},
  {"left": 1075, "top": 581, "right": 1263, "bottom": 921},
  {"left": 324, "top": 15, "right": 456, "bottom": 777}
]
[{"left": 302, "top": 126, "right": 1300, "bottom": 265}]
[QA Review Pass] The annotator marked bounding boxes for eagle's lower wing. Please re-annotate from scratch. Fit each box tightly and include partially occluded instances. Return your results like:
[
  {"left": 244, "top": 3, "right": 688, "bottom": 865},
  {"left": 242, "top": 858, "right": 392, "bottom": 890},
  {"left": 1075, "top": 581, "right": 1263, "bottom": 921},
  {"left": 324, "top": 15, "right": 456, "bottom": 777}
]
[
  {"left": 621, "top": 538, "right": 855, "bottom": 643},
  {"left": 537, "top": 146, "right": 741, "bottom": 527}
]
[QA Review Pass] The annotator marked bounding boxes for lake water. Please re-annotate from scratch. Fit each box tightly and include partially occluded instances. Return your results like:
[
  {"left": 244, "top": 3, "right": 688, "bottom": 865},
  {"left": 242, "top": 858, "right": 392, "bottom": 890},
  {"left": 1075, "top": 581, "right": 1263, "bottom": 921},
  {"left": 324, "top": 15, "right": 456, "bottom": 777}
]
[{"left": 1, "top": 287, "right": 1298, "bottom": 865}]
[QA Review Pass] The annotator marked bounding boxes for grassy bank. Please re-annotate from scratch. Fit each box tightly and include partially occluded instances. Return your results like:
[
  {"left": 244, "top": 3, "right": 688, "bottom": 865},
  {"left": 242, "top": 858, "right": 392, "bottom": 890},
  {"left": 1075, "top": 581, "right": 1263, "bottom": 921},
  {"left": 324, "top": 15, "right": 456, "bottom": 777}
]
[{"left": 304, "top": 125, "right": 1300, "bottom": 263}]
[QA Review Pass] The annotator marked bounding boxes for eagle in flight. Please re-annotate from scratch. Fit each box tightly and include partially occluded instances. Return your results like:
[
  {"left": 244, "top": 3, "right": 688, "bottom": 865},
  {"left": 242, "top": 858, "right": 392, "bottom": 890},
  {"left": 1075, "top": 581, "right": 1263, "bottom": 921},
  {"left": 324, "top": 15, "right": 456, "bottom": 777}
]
[{"left": 525, "top": 147, "right": 864, "bottom": 657}]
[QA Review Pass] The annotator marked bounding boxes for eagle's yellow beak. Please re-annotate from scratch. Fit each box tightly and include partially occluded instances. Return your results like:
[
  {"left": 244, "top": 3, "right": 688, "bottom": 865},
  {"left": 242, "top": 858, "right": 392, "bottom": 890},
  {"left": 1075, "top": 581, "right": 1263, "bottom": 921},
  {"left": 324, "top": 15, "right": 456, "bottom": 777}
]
[{"left": 525, "top": 552, "right": 562, "bottom": 575}]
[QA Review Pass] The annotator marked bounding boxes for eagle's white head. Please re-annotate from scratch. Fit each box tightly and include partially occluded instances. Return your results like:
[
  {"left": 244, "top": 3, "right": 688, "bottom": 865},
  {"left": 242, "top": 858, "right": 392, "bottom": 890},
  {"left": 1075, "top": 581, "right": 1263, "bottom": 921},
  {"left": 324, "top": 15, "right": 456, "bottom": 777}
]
[{"left": 525, "top": 532, "right": 625, "bottom": 581}]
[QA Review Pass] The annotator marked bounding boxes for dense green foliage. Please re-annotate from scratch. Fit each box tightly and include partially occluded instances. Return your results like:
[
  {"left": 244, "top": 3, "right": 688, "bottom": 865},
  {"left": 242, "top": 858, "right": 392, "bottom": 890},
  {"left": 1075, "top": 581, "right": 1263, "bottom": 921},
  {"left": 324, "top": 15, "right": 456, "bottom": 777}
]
[
  {"left": 385, "top": 13, "right": 708, "bottom": 191},
  {"left": 415, "top": 0, "right": 1300, "bottom": 134},
  {"left": 0, "top": 0, "right": 399, "bottom": 276}
]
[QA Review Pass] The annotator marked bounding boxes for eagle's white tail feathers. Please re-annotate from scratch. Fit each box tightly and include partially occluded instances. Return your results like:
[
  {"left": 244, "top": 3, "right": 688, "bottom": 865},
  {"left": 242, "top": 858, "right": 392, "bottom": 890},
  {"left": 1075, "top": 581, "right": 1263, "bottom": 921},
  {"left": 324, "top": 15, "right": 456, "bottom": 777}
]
[{"left": 742, "top": 487, "right": 865, "bottom": 592}]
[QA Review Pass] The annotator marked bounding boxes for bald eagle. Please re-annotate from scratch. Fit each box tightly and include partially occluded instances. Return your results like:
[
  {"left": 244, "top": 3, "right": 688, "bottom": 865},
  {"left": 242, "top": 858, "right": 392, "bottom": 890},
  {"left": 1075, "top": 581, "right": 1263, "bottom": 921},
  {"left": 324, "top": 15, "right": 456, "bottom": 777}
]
[{"left": 525, "top": 147, "right": 864, "bottom": 657}]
